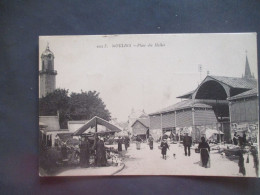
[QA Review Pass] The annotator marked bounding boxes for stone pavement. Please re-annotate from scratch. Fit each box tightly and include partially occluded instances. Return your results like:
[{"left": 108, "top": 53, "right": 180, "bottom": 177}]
[
  {"left": 56, "top": 164, "right": 125, "bottom": 176},
  {"left": 116, "top": 142, "right": 257, "bottom": 177},
  {"left": 52, "top": 142, "right": 257, "bottom": 177}
]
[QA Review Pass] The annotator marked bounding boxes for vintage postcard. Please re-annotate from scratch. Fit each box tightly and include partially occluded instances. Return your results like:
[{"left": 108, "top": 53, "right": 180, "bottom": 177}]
[{"left": 39, "top": 33, "right": 259, "bottom": 177}]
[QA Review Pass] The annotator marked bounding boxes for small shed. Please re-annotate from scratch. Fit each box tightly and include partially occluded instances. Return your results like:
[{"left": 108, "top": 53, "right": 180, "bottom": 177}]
[{"left": 131, "top": 118, "right": 150, "bottom": 139}]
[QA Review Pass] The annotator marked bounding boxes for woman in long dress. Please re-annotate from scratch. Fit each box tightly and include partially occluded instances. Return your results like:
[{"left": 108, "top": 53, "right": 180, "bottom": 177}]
[
  {"left": 79, "top": 137, "right": 90, "bottom": 167},
  {"left": 96, "top": 137, "right": 107, "bottom": 167},
  {"left": 136, "top": 136, "right": 142, "bottom": 150},
  {"left": 148, "top": 135, "right": 154, "bottom": 150},
  {"left": 160, "top": 139, "right": 169, "bottom": 160},
  {"left": 198, "top": 137, "right": 210, "bottom": 168},
  {"left": 124, "top": 137, "right": 130, "bottom": 151},
  {"left": 118, "top": 137, "right": 123, "bottom": 152}
]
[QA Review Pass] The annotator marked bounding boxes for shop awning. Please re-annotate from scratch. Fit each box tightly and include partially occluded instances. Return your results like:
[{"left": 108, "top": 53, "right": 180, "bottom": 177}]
[
  {"left": 73, "top": 116, "right": 122, "bottom": 136},
  {"left": 164, "top": 131, "right": 175, "bottom": 136},
  {"left": 39, "top": 122, "right": 48, "bottom": 129},
  {"left": 205, "top": 129, "right": 224, "bottom": 139}
]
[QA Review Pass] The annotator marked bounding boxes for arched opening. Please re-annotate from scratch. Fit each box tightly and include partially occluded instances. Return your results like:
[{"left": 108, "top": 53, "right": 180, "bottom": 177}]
[
  {"left": 195, "top": 80, "right": 227, "bottom": 100},
  {"left": 195, "top": 80, "right": 229, "bottom": 119}
]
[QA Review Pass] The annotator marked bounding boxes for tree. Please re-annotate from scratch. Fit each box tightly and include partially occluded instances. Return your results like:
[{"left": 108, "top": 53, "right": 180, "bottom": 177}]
[
  {"left": 39, "top": 89, "right": 70, "bottom": 128},
  {"left": 39, "top": 89, "right": 111, "bottom": 128},
  {"left": 69, "top": 90, "right": 111, "bottom": 121}
]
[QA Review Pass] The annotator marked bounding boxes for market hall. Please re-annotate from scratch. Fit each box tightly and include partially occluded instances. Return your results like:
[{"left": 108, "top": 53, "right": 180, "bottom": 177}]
[{"left": 148, "top": 55, "right": 258, "bottom": 144}]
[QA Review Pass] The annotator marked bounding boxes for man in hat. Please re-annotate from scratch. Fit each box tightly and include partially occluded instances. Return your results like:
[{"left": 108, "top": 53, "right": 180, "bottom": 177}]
[{"left": 183, "top": 133, "right": 192, "bottom": 156}]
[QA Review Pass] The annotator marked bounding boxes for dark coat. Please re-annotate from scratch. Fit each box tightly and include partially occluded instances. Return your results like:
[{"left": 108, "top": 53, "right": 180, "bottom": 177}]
[
  {"left": 118, "top": 139, "right": 122, "bottom": 152},
  {"left": 198, "top": 141, "right": 210, "bottom": 152},
  {"left": 148, "top": 137, "right": 154, "bottom": 147},
  {"left": 242, "top": 133, "right": 247, "bottom": 145},
  {"left": 124, "top": 137, "right": 130, "bottom": 148},
  {"left": 198, "top": 141, "right": 210, "bottom": 167},
  {"left": 80, "top": 139, "right": 90, "bottom": 167},
  {"left": 160, "top": 142, "right": 169, "bottom": 155},
  {"left": 238, "top": 150, "right": 246, "bottom": 175},
  {"left": 61, "top": 145, "right": 68, "bottom": 159},
  {"left": 183, "top": 135, "right": 192, "bottom": 147},
  {"left": 136, "top": 137, "right": 142, "bottom": 142},
  {"left": 96, "top": 140, "right": 107, "bottom": 166},
  {"left": 233, "top": 136, "right": 238, "bottom": 145}
]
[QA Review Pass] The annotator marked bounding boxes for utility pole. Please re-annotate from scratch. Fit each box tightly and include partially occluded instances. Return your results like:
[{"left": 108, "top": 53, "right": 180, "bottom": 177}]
[{"left": 198, "top": 64, "right": 202, "bottom": 82}]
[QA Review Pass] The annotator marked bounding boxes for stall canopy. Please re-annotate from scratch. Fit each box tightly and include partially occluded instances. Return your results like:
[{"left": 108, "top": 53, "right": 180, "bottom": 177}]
[
  {"left": 204, "top": 129, "right": 224, "bottom": 140},
  {"left": 39, "top": 122, "right": 48, "bottom": 129},
  {"left": 73, "top": 116, "right": 122, "bottom": 136},
  {"left": 164, "top": 131, "right": 175, "bottom": 136},
  {"left": 115, "top": 131, "right": 129, "bottom": 137},
  {"left": 181, "top": 127, "right": 192, "bottom": 135}
]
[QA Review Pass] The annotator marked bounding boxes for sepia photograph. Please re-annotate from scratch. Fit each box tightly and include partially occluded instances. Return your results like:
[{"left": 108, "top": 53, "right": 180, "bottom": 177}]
[{"left": 38, "top": 33, "right": 259, "bottom": 177}]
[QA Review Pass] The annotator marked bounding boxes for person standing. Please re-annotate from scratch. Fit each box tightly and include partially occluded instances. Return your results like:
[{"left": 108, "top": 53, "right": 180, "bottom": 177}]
[
  {"left": 242, "top": 132, "right": 247, "bottom": 146},
  {"left": 79, "top": 137, "right": 90, "bottom": 168},
  {"left": 251, "top": 146, "right": 259, "bottom": 177},
  {"left": 118, "top": 137, "right": 123, "bottom": 153},
  {"left": 183, "top": 133, "right": 192, "bottom": 156},
  {"left": 148, "top": 135, "right": 154, "bottom": 150},
  {"left": 124, "top": 136, "right": 130, "bottom": 151},
  {"left": 198, "top": 137, "right": 210, "bottom": 168},
  {"left": 96, "top": 137, "right": 107, "bottom": 167},
  {"left": 136, "top": 135, "right": 142, "bottom": 150},
  {"left": 237, "top": 149, "right": 246, "bottom": 176},
  {"left": 233, "top": 132, "right": 238, "bottom": 145},
  {"left": 238, "top": 135, "right": 244, "bottom": 147},
  {"left": 160, "top": 139, "right": 169, "bottom": 160},
  {"left": 61, "top": 143, "right": 68, "bottom": 160}
]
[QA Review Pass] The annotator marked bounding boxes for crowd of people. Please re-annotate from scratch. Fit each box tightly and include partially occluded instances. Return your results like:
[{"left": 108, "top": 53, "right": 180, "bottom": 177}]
[
  {"left": 231, "top": 131, "right": 259, "bottom": 176},
  {"left": 78, "top": 135, "right": 131, "bottom": 168},
  {"left": 47, "top": 131, "right": 258, "bottom": 177}
]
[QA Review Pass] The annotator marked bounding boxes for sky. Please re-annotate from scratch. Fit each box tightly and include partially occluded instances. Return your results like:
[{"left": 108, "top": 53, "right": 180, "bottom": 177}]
[{"left": 39, "top": 33, "right": 258, "bottom": 122}]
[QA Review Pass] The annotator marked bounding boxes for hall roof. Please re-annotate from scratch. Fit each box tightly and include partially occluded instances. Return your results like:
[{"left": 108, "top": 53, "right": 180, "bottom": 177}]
[
  {"left": 228, "top": 88, "right": 258, "bottom": 101},
  {"left": 177, "top": 75, "right": 257, "bottom": 99},
  {"left": 209, "top": 76, "right": 257, "bottom": 89},
  {"left": 149, "top": 100, "right": 212, "bottom": 115},
  {"left": 131, "top": 118, "right": 150, "bottom": 128},
  {"left": 177, "top": 90, "right": 195, "bottom": 99}
]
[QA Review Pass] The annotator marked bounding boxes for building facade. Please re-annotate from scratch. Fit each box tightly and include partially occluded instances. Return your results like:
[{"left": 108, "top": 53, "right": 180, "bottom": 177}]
[
  {"left": 149, "top": 100, "right": 218, "bottom": 141},
  {"left": 131, "top": 118, "right": 150, "bottom": 139},
  {"left": 127, "top": 109, "right": 148, "bottom": 135},
  {"left": 149, "top": 54, "right": 258, "bottom": 143},
  {"left": 228, "top": 88, "right": 259, "bottom": 143},
  {"left": 39, "top": 44, "right": 57, "bottom": 97}
]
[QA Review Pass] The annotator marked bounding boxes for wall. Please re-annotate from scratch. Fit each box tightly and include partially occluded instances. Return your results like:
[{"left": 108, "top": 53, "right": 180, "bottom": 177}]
[
  {"left": 132, "top": 121, "right": 148, "bottom": 135},
  {"left": 162, "top": 112, "right": 175, "bottom": 128},
  {"left": 39, "top": 73, "right": 56, "bottom": 97},
  {"left": 39, "top": 116, "right": 60, "bottom": 130},
  {"left": 194, "top": 108, "right": 217, "bottom": 126},
  {"left": 176, "top": 109, "right": 193, "bottom": 127},
  {"left": 230, "top": 97, "right": 258, "bottom": 123},
  {"left": 150, "top": 115, "right": 161, "bottom": 130}
]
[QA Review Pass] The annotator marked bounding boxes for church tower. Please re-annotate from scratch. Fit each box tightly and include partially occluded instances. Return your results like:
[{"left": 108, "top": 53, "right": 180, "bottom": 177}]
[
  {"left": 242, "top": 52, "right": 254, "bottom": 79},
  {"left": 39, "top": 43, "right": 57, "bottom": 97}
]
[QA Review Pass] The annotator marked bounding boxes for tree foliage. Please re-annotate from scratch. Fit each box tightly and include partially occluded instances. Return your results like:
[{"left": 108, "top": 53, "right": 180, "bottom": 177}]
[{"left": 39, "top": 89, "right": 111, "bottom": 128}]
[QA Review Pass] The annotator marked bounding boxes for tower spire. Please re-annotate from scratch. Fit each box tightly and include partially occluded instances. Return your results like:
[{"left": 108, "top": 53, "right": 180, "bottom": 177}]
[
  {"left": 243, "top": 51, "right": 254, "bottom": 79},
  {"left": 39, "top": 43, "right": 57, "bottom": 97}
]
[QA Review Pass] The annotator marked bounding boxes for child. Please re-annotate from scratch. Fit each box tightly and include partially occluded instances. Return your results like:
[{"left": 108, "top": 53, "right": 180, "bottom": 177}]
[{"left": 160, "top": 139, "right": 169, "bottom": 160}]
